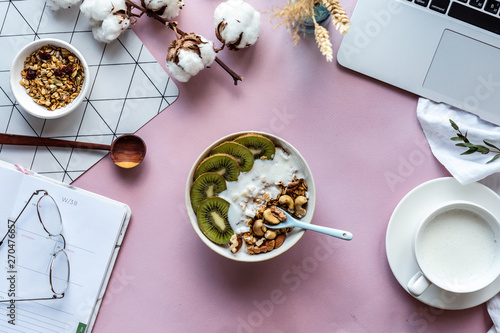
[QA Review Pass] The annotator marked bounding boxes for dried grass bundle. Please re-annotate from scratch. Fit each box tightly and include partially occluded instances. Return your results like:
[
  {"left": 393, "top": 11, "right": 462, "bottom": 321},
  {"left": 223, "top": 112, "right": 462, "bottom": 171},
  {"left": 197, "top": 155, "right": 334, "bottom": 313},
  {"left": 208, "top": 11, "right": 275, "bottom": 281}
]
[
  {"left": 272, "top": 0, "right": 315, "bottom": 45},
  {"left": 271, "top": 0, "right": 350, "bottom": 61}
]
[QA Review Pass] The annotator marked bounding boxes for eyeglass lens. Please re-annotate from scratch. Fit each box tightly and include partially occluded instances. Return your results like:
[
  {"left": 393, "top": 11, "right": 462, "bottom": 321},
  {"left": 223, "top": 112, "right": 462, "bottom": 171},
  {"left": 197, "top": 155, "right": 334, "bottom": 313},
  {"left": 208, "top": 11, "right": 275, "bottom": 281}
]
[
  {"left": 50, "top": 250, "right": 70, "bottom": 295},
  {"left": 37, "top": 194, "right": 62, "bottom": 237}
]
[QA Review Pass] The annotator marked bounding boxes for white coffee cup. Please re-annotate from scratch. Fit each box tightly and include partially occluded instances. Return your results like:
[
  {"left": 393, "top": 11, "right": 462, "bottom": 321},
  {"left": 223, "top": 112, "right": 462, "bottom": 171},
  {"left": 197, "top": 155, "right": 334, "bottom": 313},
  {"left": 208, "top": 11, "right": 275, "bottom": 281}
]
[{"left": 407, "top": 201, "right": 500, "bottom": 296}]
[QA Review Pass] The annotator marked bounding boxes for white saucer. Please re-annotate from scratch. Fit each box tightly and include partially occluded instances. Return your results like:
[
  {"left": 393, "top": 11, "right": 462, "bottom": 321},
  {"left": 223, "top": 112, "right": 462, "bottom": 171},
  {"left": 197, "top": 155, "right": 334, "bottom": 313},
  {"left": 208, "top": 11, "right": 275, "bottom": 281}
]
[{"left": 386, "top": 177, "right": 500, "bottom": 310}]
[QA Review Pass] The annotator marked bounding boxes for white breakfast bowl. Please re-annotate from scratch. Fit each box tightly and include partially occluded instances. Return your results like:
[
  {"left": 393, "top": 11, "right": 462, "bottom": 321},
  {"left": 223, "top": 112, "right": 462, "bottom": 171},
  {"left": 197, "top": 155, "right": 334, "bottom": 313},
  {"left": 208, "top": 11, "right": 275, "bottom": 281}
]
[
  {"left": 185, "top": 131, "right": 316, "bottom": 262},
  {"left": 10, "top": 38, "right": 90, "bottom": 119}
]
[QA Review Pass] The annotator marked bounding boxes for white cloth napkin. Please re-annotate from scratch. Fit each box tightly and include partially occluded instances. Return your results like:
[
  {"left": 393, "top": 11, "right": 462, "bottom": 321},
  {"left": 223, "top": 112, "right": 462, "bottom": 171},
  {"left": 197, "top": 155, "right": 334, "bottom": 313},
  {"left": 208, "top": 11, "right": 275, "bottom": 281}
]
[
  {"left": 488, "top": 295, "right": 500, "bottom": 333},
  {"left": 416, "top": 98, "right": 500, "bottom": 185},
  {"left": 416, "top": 97, "right": 500, "bottom": 332}
]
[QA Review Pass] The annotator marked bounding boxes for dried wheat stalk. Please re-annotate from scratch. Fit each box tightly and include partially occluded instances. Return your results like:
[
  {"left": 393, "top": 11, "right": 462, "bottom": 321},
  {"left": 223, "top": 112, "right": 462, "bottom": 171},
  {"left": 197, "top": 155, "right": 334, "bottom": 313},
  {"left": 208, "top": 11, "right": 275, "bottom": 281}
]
[
  {"left": 321, "top": 0, "right": 351, "bottom": 35},
  {"left": 313, "top": 18, "right": 333, "bottom": 62}
]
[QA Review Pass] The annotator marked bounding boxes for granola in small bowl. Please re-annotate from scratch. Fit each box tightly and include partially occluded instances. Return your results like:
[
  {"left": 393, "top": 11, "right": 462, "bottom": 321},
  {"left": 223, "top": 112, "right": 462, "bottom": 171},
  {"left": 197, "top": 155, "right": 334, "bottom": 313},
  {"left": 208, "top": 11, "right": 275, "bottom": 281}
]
[{"left": 10, "top": 38, "right": 89, "bottom": 119}]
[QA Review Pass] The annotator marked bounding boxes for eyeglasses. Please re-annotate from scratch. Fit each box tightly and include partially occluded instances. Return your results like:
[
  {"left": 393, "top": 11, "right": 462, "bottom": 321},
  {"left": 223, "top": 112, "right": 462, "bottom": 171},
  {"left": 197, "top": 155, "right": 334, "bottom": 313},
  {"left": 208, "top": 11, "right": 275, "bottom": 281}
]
[{"left": 0, "top": 190, "right": 70, "bottom": 302}]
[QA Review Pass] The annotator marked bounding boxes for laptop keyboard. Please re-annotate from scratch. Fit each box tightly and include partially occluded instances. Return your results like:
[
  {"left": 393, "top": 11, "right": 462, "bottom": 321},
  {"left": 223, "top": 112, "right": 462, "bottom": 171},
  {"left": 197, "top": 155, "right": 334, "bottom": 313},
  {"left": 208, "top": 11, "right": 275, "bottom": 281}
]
[{"left": 408, "top": 0, "right": 500, "bottom": 35}]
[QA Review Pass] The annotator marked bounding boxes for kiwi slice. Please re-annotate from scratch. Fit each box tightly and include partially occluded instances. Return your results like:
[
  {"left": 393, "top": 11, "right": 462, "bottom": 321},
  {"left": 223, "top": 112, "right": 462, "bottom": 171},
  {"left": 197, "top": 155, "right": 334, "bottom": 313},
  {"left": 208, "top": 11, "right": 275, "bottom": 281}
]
[
  {"left": 234, "top": 133, "right": 275, "bottom": 160},
  {"left": 190, "top": 172, "right": 227, "bottom": 212},
  {"left": 197, "top": 197, "right": 234, "bottom": 244},
  {"left": 210, "top": 141, "right": 254, "bottom": 172},
  {"left": 194, "top": 153, "right": 240, "bottom": 181}
]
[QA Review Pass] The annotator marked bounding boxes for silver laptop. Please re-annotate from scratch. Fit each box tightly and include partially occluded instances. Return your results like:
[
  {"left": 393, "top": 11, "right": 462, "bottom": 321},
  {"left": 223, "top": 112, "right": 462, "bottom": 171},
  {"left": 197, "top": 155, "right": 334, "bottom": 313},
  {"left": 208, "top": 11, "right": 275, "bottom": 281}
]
[{"left": 337, "top": 0, "right": 500, "bottom": 125}]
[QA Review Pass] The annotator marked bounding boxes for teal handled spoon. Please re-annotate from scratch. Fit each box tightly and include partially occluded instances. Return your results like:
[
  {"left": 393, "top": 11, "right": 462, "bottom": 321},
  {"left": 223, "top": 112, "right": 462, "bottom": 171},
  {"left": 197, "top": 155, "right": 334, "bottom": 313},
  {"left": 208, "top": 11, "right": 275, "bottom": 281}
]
[{"left": 264, "top": 208, "right": 353, "bottom": 240}]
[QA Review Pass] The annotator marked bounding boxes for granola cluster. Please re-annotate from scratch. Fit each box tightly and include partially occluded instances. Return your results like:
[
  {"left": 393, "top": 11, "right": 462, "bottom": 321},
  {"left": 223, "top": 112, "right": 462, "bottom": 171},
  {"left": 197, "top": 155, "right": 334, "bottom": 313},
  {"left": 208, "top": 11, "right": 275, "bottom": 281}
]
[
  {"left": 20, "top": 45, "right": 85, "bottom": 111},
  {"left": 231, "top": 177, "right": 308, "bottom": 255}
]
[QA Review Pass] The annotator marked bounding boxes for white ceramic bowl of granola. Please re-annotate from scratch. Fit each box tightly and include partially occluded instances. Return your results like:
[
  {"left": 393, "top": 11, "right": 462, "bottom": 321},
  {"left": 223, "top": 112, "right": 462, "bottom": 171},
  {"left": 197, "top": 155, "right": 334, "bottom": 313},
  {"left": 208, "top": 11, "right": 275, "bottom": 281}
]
[
  {"left": 10, "top": 38, "right": 89, "bottom": 119},
  {"left": 185, "top": 131, "right": 316, "bottom": 262}
]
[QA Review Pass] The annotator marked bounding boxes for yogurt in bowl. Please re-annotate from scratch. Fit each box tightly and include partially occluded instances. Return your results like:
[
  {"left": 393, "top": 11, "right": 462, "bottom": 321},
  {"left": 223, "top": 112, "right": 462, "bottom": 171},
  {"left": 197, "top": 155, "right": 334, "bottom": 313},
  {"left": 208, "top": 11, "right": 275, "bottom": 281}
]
[{"left": 185, "top": 132, "right": 316, "bottom": 262}]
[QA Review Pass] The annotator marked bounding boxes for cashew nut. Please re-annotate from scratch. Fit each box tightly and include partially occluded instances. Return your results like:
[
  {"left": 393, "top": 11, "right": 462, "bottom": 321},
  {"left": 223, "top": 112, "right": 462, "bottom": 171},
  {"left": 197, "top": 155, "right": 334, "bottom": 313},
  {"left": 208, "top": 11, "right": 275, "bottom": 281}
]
[
  {"left": 265, "top": 230, "right": 277, "bottom": 240},
  {"left": 279, "top": 195, "right": 294, "bottom": 210},
  {"left": 252, "top": 219, "right": 266, "bottom": 237},
  {"left": 263, "top": 208, "right": 281, "bottom": 225},
  {"left": 295, "top": 196, "right": 308, "bottom": 216}
]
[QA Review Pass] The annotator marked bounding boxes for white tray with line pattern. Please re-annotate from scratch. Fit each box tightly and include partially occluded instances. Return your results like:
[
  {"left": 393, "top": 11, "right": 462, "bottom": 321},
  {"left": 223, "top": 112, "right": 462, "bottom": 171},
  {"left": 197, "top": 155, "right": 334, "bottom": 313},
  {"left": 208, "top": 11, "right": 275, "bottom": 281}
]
[{"left": 0, "top": 0, "right": 178, "bottom": 183}]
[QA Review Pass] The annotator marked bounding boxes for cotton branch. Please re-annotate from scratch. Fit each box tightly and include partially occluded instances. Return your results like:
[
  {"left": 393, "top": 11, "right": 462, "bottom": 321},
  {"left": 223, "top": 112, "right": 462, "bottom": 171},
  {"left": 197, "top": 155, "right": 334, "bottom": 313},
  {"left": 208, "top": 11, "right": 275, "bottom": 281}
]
[{"left": 125, "top": 0, "right": 243, "bottom": 85}]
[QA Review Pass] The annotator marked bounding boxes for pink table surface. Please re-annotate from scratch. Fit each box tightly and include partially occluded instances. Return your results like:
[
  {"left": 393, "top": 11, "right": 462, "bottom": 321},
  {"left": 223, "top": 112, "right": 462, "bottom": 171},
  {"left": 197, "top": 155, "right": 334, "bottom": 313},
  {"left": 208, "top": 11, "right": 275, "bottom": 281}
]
[{"left": 72, "top": 0, "right": 492, "bottom": 332}]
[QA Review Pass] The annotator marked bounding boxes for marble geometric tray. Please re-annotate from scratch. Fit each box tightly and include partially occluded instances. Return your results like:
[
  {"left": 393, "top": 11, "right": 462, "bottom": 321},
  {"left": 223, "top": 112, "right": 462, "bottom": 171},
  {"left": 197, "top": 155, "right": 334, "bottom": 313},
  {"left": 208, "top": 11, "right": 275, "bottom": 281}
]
[{"left": 0, "top": 0, "right": 178, "bottom": 183}]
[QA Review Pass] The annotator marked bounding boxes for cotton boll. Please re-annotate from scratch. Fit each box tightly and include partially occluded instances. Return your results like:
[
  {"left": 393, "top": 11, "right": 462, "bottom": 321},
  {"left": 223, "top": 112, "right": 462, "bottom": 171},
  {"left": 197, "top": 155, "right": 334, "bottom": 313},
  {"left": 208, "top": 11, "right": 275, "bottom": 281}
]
[
  {"left": 80, "top": 0, "right": 126, "bottom": 22},
  {"left": 142, "top": 0, "right": 184, "bottom": 20},
  {"left": 214, "top": 0, "right": 260, "bottom": 50},
  {"left": 92, "top": 12, "right": 130, "bottom": 43},
  {"left": 81, "top": 0, "right": 130, "bottom": 43},
  {"left": 165, "top": 33, "right": 217, "bottom": 82},
  {"left": 46, "top": 0, "right": 82, "bottom": 10}
]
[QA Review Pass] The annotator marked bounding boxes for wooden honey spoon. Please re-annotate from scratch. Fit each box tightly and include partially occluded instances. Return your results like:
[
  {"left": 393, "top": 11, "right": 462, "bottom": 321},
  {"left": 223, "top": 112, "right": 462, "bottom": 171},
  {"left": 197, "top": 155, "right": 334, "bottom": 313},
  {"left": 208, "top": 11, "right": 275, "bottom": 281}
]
[{"left": 0, "top": 133, "right": 146, "bottom": 169}]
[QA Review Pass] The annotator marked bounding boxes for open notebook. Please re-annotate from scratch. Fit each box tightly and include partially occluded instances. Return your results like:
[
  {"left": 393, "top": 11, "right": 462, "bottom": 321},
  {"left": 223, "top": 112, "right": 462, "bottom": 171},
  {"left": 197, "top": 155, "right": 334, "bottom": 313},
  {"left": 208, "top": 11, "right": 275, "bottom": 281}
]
[{"left": 0, "top": 160, "right": 130, "bottom": 332}]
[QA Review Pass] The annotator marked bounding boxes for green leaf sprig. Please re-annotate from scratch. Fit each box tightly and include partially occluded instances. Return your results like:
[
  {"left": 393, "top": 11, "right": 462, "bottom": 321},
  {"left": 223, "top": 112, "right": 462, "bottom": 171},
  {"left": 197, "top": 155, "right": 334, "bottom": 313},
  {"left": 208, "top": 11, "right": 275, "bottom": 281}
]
[{"left": 450, "top": 119, "right": 500, "bottom": 163}]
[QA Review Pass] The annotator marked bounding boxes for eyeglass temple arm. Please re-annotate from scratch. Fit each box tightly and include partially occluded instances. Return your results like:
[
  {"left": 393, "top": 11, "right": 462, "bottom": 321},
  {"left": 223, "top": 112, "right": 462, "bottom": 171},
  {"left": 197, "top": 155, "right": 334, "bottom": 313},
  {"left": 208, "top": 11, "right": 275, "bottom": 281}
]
[
  {"left": 0, "top": 294, "right": 64, "bottom": 302},
  {"left": 0, "top": 190, "right": 47, "bottom": 246}
]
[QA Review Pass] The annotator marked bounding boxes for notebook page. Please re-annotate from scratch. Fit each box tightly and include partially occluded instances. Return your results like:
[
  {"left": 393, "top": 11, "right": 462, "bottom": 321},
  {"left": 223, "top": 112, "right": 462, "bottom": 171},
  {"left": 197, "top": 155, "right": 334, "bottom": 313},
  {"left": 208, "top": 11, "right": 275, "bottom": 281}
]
[
  {"left": 0, "top": 167, "right": 128, "bottom": 332},
  {"left": 0, "top": 166, "right": 24, "bottom": 223}
]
